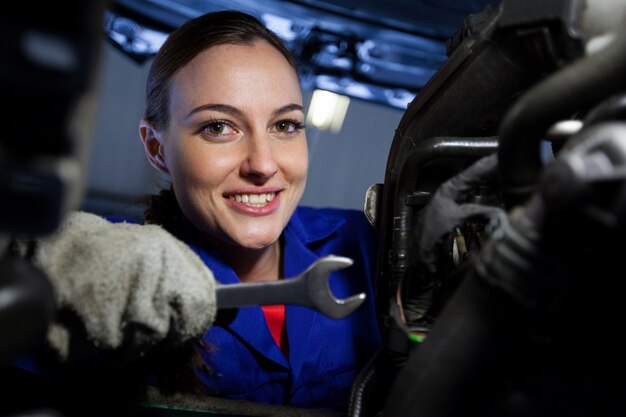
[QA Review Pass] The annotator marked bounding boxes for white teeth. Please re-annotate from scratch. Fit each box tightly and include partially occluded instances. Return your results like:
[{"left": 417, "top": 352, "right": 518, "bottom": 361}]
[{"left": 230, "top": 192, "right": 276, "bottom": 207}]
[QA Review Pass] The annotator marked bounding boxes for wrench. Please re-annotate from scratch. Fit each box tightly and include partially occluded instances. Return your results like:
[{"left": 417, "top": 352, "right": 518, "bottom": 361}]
[{"left": 215, "top": 255, "right": 366, "bottom": 319}]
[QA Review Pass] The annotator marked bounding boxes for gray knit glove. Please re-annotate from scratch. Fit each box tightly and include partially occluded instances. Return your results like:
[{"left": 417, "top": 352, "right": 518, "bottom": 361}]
[{"left": 33, "top": 211, "right": 216, "bottom": 361}]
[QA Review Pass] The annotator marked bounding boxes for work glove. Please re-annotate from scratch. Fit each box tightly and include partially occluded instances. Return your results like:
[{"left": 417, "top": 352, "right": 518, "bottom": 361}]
[
  {"left": 401, "top": 153, "right": 505, "bottom": 325},
  {"left": 413, "top": 153, "right": 504, "bottom": 274},
  {"left": 31, "top": 211, "right": 217, "bottom": 362}
]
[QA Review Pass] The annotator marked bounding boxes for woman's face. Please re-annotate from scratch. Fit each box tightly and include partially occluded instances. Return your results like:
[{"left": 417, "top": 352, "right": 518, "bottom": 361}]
[{"left": 151, "top": 41, "right": 308, "bottom": 250}]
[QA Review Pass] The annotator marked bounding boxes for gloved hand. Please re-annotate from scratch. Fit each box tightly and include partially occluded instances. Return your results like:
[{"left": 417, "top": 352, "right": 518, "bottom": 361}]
[
  {"left": 32, "top": 211, "right": 216, "bottom": 361},
  {"left": 413, "top": 153, "right": 504, "bottom": 274},
  {"left": 401, "top": 153, "right": 505, "bottom": 325}
]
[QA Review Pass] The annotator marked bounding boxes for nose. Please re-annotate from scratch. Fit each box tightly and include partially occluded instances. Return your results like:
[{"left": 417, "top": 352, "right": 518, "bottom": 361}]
[{"left": 240, "top": 133, "right": 278, "bottom": 181}]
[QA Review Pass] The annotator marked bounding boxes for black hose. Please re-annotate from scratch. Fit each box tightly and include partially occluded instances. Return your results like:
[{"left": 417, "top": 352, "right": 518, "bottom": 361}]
[
  {"left": 582, "top": 93, "right": 626, "bottom": 126},
  {"left": 348, "top": 349, "right": 381, "bottom": 417},
  {"left": 498, "top": 26, "right": 626, "bottom": 209}
]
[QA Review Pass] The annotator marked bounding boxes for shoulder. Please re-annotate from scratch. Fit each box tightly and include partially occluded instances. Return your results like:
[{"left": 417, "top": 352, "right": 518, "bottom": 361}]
[
  {"left": 291, "top": 206, "right": 375, "bottom": 243},
  {"left": 296, "top": 206, "right": 369, "bottom": 228}
]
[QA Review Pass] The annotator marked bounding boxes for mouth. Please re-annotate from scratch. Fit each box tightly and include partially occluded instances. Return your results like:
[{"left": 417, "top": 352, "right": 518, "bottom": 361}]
[{"left": 227, "top": 192, "right": 277, "bottom": 207}]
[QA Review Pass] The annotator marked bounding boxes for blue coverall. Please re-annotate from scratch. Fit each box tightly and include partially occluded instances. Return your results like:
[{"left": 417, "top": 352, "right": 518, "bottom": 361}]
[{"left": 179, "top": 206, "right": 382, "bottom": 411}]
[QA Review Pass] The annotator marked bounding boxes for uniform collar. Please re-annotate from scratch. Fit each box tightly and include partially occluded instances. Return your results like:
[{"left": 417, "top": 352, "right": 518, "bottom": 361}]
[
  {"left": 177, "top": 207, "right": 347, "bottom": 372},
  {"left": 285, "top": 206, "right": 345, "bottom": 245},
  {"left": 178, "top": 207, "right": 345, "bottom": 284}
]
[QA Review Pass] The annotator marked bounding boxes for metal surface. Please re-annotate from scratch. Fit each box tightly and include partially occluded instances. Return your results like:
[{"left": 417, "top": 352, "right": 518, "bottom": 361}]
[
  {"left": 215, "top": 255, "right": 365, "bottom": 319},
  {"left": 105, "top": 0, "right": 501, "bottom": 109}
]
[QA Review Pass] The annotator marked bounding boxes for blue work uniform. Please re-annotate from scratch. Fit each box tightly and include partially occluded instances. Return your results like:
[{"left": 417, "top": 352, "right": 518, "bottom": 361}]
[{"left": 177, "top": 206, "right": 381, "bottom": 411}]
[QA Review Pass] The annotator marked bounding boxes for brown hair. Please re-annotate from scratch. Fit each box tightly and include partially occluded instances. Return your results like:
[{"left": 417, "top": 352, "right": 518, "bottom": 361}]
[
  {"left": 144, "top": 9, "right": 298, "bottom": 132},
  {"left": 143, "top": 10, "right": 299, "bottom": 230}
]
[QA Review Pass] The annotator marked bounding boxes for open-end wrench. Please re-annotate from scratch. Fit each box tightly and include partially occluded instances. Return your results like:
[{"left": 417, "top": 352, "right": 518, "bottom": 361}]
[{"left": 215, "top": 255, "right": 366, "bottom": 319}]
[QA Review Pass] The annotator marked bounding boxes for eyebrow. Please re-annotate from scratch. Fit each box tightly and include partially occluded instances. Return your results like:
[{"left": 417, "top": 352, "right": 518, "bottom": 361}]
[
  {"left": 272, "top": 103, "right": 305, "bottom": 118},
  {"left": 186, "top": 103, "right": 304, "bottom": 121},
  {"left": 186, "top": 103, "right": 244, "bottom": 120}
]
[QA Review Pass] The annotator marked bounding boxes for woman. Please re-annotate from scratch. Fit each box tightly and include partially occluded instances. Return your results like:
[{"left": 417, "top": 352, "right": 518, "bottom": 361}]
[{"left": 137, "top": 10, "right": 381, "bottom": 411}]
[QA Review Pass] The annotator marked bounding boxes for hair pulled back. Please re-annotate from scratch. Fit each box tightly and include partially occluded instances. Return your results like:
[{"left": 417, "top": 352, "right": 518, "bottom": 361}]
[{"left": 142, "top": 11, "right": 298, "bottom": 230}]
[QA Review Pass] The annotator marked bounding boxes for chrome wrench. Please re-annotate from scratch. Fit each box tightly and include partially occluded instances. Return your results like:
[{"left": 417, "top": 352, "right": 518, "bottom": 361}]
[{"left": 215, "top": 255, "right": 365, "bottom": 319}]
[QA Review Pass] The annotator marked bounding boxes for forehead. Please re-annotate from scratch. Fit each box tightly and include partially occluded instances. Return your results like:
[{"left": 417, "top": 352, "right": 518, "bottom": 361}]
[{"left": 168, "top": 41, "right": 302, "bottom": 115}]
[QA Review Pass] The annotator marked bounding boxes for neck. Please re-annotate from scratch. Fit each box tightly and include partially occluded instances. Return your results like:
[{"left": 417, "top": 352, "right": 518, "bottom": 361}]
[
  {"left": 218, "top": 239, "right": 283, "bottom": 283},
  {"left": 180, "top": 216, "right": 283, "bottom": 283}
]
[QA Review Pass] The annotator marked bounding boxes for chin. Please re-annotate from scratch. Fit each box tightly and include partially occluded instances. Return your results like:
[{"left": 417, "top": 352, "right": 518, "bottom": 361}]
[{"left": 234, "top": 233, "right": 280, "bottom": 250}]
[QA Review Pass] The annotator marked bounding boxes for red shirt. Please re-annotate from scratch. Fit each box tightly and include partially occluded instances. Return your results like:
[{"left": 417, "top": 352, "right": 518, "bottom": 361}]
[{"left": 261, "top": 304, "right": 288, "bottom": 355}]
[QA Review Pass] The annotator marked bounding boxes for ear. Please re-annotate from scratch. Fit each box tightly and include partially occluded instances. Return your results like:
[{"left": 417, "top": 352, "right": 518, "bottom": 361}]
[{"left": 139, "top": 119, "right": 169, "bottom": 174}]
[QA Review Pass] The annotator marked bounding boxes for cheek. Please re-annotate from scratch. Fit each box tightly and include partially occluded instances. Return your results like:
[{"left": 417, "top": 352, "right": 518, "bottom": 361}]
[
  {"left": 169, "top": 145, "right": 234, "bottom": 191},
  {"left": 283, "top": 141, "right": 309, "bottom": 187}
]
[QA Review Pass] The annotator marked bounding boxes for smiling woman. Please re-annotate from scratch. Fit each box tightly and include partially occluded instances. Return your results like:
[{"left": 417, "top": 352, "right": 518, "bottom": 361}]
[
  {"left": 4, "top": 10, "right": 380, "bottom": 415},
  {"left": 140, "top": 39, "right": 308, "bottom": 267},
  {"left": 133, "top": 9, "right": 381, "bottom": 413}
]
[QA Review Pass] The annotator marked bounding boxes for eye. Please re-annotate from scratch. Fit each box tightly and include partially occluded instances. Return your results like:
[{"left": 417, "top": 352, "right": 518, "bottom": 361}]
[
  {"left": 199, "top": 120, "right": 238, "bottom": 140},
  {"left": 273, "top": 119, "right": 305, "bottom": 134},
  {"left": 205, "top": 122, "right": 231, "bottom": 135},
  {"left": 207, "top": 122, "right": 226, "bottom": 134}
]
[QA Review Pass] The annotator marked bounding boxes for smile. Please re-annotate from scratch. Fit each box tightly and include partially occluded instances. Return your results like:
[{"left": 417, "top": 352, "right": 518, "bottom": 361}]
[{"left": 228, "top": 192, "right": 276, "bottom": 207}]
